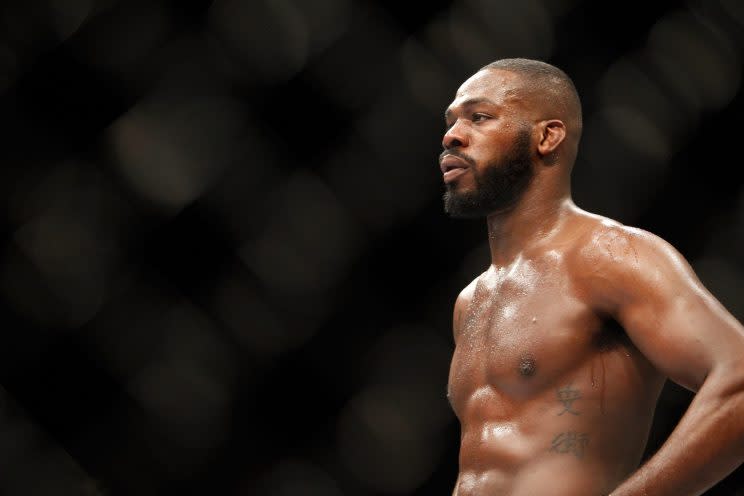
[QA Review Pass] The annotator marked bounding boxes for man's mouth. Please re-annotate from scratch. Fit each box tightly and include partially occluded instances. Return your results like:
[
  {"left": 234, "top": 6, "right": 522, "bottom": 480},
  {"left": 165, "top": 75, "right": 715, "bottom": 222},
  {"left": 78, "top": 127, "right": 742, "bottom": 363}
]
[
  {"left": 440, "top": 155, "right": 469, "bottom": 182},
  {"left": 443, "top": 167, "right": 467, "bottom": 183}
]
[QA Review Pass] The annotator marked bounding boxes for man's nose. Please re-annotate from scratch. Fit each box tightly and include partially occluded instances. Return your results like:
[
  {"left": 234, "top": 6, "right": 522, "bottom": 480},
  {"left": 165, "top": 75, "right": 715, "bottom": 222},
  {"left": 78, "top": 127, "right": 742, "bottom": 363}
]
[{"left": 442, "top": 121, "right": 469, "bottom": 150}]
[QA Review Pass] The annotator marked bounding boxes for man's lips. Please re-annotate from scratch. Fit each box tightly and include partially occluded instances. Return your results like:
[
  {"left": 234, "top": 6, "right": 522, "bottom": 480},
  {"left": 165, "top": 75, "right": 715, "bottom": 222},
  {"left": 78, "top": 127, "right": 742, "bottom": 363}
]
[
  {"left": 439, "top": 154, "right": 470, "bottom": 183},
  {"left": 443, "top": 167, "right": 467, "bottom": 183},
  {"left": 439, "top": 154, "right": 470, "bottom": 174}
]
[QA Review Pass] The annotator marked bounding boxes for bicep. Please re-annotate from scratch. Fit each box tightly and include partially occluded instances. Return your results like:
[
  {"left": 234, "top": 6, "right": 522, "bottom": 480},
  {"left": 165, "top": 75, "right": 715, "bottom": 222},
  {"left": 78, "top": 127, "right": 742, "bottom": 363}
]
[
  {"left": 590, "top": 230, "right": 744, "bottom": 391},
  {"left": 619, "top": 271, "right": 742, "bottom": 391}
]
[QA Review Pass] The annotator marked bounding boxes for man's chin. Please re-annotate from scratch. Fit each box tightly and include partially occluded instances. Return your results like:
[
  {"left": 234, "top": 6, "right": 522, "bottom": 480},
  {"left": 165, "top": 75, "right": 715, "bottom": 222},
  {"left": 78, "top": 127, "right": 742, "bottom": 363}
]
[{"left": 443, "top": 191, "right": 490, "bottom": 219}]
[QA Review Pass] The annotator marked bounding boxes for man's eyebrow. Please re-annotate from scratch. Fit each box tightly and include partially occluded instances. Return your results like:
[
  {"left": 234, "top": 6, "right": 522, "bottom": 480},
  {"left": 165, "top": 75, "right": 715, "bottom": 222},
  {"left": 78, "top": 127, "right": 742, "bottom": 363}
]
[{"left": 444, "top": 97, "right": 498, "bottom": 120}]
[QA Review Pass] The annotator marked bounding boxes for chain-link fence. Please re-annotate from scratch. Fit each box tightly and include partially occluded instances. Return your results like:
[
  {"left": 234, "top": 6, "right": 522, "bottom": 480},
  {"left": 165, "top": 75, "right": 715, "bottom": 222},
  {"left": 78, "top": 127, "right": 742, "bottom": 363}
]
[{"left": 1, "top": 0, "right": 743, "bottom": 494}]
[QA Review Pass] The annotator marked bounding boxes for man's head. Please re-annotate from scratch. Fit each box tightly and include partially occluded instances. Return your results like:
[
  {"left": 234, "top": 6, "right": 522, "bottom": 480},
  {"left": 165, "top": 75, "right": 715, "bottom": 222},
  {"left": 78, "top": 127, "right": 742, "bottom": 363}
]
[{"left": 441, "top": 58, "right": 583, "bottom": 218}]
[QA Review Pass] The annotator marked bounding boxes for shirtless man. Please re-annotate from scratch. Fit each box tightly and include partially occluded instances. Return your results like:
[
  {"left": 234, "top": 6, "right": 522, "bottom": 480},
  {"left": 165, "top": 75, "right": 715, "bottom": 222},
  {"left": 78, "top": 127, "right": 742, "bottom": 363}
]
[{"left": 441, "top": 58, "right": 744, "bottom": 496}]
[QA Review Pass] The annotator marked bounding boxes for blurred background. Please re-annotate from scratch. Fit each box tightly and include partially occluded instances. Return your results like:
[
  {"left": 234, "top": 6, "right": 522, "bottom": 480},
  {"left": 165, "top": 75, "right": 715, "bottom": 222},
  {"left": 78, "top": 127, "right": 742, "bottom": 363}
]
[{"left": 0, "top": 0, "right": 743, "bottom": 494}]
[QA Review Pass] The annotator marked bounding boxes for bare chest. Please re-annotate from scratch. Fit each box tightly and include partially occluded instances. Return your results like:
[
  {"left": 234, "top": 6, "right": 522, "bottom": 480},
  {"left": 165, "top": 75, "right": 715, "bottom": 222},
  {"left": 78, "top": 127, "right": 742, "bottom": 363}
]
[{"left": 447, "top": 263, "right": 599, "bottom": 413}]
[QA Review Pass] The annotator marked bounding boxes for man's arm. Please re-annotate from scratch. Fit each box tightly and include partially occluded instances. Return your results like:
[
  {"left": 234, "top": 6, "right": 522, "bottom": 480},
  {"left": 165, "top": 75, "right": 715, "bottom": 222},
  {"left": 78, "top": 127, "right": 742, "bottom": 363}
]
[{"left": 579, "top": 226, "right": 744, "bottom": 496}]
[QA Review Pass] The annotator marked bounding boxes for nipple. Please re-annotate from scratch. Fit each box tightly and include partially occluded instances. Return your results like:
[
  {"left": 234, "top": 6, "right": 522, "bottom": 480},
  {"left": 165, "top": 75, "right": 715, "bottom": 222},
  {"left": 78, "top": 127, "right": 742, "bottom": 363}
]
[{"left": 518, "top": 355, "right": 537, "bottom": 377}]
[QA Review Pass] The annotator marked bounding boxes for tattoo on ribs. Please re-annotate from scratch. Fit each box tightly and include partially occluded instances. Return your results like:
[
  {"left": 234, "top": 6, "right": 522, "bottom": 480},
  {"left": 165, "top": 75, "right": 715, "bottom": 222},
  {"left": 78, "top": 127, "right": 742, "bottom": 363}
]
[
  {"left": 556, "top": 384, "right": 581, "bottom": 415},
  {"left": 550, "top": 431, "right": 589, "bottom": 458}
]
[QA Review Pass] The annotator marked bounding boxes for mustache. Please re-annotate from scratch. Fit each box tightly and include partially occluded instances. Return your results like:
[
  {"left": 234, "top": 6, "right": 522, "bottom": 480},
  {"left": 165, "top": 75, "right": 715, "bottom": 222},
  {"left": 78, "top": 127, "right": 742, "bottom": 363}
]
[{"left": 439, "top": 149, "right": 475, "bottom": 167}]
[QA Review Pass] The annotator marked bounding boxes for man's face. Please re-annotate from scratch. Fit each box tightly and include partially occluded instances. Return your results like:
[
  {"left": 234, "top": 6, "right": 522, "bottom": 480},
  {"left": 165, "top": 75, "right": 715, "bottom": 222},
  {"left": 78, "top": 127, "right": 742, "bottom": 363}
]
[
  {"left": 442, "top": 131, "right": 533, "bottom": 218},
  {"left": 440, "top": 70, "right": 536, "bottom": 218}
]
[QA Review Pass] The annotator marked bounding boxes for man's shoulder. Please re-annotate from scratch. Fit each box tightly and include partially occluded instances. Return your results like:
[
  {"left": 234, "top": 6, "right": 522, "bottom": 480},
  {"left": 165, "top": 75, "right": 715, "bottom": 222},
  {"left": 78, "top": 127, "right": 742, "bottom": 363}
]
[
  {"left": 564, "top": 210, "right": 666, "bottom": 268},
  {"left": 564, "top": 210, "right": 690, "bottom": 305},
  {"left": 455, "top": 274, "right": 480, "bottom": 308}
]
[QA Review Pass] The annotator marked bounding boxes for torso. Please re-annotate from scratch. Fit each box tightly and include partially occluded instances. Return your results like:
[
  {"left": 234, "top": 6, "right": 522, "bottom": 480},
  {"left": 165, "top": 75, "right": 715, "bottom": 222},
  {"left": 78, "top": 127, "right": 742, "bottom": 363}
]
[{"left": 448, "top": 215, "right": 666, "bottom": 496}]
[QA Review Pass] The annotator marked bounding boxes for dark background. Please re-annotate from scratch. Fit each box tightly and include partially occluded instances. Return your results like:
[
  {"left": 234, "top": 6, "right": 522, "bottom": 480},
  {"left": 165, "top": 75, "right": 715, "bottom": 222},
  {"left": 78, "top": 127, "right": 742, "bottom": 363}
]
[{"left": 1, "top": 0, "right": 743, "bottom": 494}]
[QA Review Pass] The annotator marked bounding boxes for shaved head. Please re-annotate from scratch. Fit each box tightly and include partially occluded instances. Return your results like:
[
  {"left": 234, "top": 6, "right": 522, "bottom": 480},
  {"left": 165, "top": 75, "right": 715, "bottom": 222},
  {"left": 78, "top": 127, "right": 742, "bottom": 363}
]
[{"left": 479, "top": 58, "right": 583, "bottom": 161}]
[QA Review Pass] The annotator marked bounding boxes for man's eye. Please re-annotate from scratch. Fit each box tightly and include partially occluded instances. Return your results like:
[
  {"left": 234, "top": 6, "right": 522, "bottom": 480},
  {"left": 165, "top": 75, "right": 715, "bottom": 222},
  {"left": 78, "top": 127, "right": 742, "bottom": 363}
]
[{"left": 472, "top": 113, "right": 489, "bottom": 122}]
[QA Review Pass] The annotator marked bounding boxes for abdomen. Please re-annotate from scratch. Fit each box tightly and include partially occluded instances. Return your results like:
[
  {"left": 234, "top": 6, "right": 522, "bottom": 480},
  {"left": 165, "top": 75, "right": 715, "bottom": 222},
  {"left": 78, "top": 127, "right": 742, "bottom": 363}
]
[{"left": 453, "top": 353, "right": 664, "bottom": 495}]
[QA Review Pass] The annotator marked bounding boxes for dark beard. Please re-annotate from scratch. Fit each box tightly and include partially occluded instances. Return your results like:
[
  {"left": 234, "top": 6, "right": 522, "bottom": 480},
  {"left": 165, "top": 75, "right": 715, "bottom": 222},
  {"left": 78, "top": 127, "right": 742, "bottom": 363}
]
[{"left": 443, "top": 130, "right": 534, "bottom": 218}]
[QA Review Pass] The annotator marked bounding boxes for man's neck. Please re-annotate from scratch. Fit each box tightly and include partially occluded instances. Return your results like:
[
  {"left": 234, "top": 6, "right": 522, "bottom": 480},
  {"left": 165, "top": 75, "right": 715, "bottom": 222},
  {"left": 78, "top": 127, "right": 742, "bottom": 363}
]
[{"left": 486, "top": 187, "right": 573, "bottom": 267}]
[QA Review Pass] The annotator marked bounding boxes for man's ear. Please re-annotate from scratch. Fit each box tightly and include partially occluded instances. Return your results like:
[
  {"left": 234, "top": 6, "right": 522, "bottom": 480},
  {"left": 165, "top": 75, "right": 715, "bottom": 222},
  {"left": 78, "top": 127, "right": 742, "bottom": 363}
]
[{"left": 537, "top": 119, "right": 566, "bottom": 158}]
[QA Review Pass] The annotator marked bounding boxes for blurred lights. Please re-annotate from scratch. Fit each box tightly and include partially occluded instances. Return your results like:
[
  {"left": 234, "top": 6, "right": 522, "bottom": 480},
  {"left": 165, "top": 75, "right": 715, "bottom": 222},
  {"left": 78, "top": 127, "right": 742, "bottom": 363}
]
[
  {"left": 0, "top": 42, "right": 17, "bottom": 93},
  {"left": 1, "top": 163, "right": 125, "bottom": 327},
  {"left": 598, "top": 58, "right": 686, "bottom": 145},
  {"left": 130, "top": 358, "right": 233, "bottom": 472},
  {"left": 448, "top": 0, "right": 554, "bottom": 68},
  {"left": 601, "top": 105, "right": 672, "bottom": 163},
  {"left": 12, "top": 208, "right": 109, "bottom": 325},
  {"left": 573, "top": 117, "right": 647, "bottom": 222},
  {"left": 0, "top": 387, "right": 103, "bottom": 495},
  {"left": 208, "top": 0, "right": 309, "bottom": 84},
  {"left": 73, "top": 2, "right": 172, "bottom": 85},
  {"left": 646, "top": 11, "right": 741, "bottom": 112},
  {"left": 304, "top": 3, "right": 401, "bottom": 112},
  {"left": 575, "top": 0, "right": 744, "bottom": 222},
  {"left": 365, "top": 326, "right": 454, "bottom": 433},
  {"left": 464, "top": 0, "right": 554, "bottom": 59},
  {"left": 400, "top": 37, "right": 456, "bottom": 117},
  {"left": 212, "top": 273, "right": 300, "bottom": 355},
  {"left": 125, "top": 303, "right": 236, "bottom": 472},
  {"left": 241, "top": 170, "right": 359, "bottom": 293},
  {"left": 46, "top": 0, "right": 94, "bottom": 41},
  {"left": 0, "top": 0, "right": 742, "bottom": 494},
  {"left": 719, "top": 0, "right": 744, "bottom": 27},
  {"left": 290, "top": 0, "right": 351, "bottom": 56},
  {"left": 447, "top": 6, "right": 497, "bottom": 70},
  {"left": 254, "top": 459, "right": 343, "bottom": 496},
  {"left": 321, "top": 89, "right": 441, "bottom": 232},
  {"left": 336, "top": 326, "right": 454, "bottom": 492},
  {"left": 109, "top": 94, "right": 243, "bottom": 213},
  {"left": 337, "top": 386, "right": 442, "bottom": 493}
]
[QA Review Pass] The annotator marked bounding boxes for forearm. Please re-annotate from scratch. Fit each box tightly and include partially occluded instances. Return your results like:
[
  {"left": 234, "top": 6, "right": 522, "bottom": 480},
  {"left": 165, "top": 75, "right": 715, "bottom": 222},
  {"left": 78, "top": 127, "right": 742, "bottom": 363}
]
[{"left": 611, "top": 376, "right": 744, "bottom": 496}]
